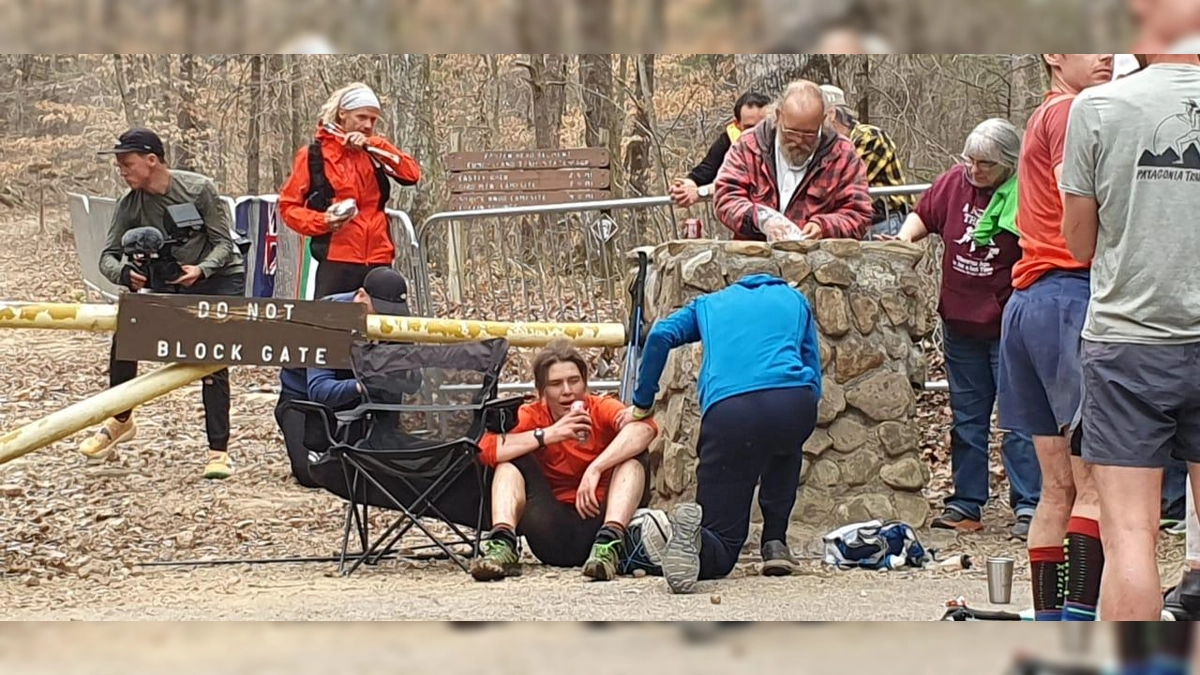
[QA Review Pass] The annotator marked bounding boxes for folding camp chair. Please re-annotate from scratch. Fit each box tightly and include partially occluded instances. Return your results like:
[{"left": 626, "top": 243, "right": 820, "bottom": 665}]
[{"left": 285, "top": 337, "right": 523, "bottom": 576}]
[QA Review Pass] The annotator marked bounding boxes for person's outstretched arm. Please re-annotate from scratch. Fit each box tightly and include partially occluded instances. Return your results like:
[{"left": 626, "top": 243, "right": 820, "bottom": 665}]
[{"left": 631, "top": 302, "right": 701, "bottom": 412}]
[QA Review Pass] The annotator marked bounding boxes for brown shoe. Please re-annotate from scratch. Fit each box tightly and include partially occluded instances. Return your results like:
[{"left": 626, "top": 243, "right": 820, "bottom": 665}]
[
  {"left": 79, "top": 417, "right": 136, "bottom": 462},
  {"left": 931, "top": 509, "right": 983, "bottom": 532}
]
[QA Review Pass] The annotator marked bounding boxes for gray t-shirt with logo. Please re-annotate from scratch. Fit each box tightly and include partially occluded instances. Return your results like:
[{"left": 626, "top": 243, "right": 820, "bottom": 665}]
[{"left": 1061, "top": 63, "right": 1200, "bottom": 344}]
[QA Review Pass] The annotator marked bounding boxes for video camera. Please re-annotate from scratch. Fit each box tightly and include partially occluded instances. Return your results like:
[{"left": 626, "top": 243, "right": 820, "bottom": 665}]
[
  {"left": 121, "top": 226, "right": 182, "bottom": 292},
  {"left": 119, "top": 201, "right": 205, "bottom": 292}
]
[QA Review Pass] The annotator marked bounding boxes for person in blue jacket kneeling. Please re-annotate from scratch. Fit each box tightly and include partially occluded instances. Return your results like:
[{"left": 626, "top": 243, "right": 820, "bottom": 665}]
[{"left": 628, "top": 273, "right": 823, "bottom": 594}]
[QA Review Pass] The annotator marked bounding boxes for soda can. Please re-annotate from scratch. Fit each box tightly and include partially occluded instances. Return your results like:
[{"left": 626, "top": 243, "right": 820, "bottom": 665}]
[
  {"left": 682, "top": 218, "right": 703, "bottom": 239},
  {"left": 570, "top": 400, "right": 590, "bottom": 442}
]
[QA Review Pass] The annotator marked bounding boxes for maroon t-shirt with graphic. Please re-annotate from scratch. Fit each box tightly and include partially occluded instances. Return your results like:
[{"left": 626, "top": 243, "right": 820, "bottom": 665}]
[{"left": 916, "top": 164, "right": 1023, "bottom": 341}]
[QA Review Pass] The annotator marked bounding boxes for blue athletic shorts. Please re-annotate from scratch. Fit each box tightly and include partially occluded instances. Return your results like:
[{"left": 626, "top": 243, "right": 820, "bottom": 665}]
[{"left": 997, "top": 270, "right": 1090, "bottom": 437}]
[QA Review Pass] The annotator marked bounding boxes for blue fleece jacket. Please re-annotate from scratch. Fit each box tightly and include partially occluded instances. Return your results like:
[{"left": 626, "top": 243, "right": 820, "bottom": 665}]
[
  {"left": 277, "top": 292, "right": 361, "bottom": 410},
  {"left": 632, "top": 274, "right": 823, "bottom": 416}
]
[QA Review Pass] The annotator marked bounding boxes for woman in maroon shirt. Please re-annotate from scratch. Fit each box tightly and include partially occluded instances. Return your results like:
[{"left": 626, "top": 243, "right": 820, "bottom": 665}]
[{"left": 892, "top": 118, "right": 1040, "bottom": 538}]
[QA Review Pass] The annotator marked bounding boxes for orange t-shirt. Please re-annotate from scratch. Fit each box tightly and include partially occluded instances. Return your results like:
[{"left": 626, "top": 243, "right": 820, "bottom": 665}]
[
  {"left": 478, "top": 394, "right": 658, "bottom": 505},
  {"left": 1012, "top": 92, "right": 1090, "bottom": 290}
]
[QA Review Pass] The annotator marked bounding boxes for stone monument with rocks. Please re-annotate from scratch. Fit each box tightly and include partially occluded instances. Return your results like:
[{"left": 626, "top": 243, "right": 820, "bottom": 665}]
[{"left": 633, "top": 239, "right": 936, "bottom": 532}]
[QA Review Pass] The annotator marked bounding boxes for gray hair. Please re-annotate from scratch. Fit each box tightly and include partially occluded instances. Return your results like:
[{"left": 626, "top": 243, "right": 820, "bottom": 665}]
[{"left": 962, "top": 118, "right": 1022, "bottom": 169}]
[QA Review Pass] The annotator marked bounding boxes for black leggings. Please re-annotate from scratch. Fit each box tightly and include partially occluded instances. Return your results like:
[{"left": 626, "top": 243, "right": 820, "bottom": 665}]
[
  {"left": 512, "top": 454, "right": 650, "bottom": 568},
  {"left": 695, "top": 386, "right": 819, "bottom": 580},
  {"left": 109, "top": 272, "right": 245, "bottom": 452},
  {"left": 314, "top": 260, "right": 388, "bottom": 298}
]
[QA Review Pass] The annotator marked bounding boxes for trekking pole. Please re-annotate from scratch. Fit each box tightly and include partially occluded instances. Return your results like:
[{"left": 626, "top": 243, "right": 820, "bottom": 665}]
[{"left": 619, "top": 250, "right": 649, "bottom": 402}]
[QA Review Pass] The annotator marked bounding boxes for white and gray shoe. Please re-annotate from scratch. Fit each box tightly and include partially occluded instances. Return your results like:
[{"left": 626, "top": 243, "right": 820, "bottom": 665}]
[{"left": 663, "top": 502, "right": 703, "bottom": 594}]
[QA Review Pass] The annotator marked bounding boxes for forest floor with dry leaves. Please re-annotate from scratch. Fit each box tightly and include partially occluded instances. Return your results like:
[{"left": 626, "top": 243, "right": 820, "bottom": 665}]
[{"left": 0, "top": 210, "right": 1185, "bottom": 621}]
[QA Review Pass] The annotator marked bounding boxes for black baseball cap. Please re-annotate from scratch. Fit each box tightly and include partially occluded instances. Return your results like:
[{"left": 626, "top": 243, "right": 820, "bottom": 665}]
[
  {"left": 98, "top": 128, "right": 165, "bottom": 159},
  {"left": 362, "top": 268, "right": 410, "bottom": 316}
]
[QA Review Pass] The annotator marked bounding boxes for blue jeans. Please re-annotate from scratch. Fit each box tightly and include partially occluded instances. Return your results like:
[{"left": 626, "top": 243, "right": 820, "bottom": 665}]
[{"left": 943, "top": 325, "right": 1041, "bottom": 520}]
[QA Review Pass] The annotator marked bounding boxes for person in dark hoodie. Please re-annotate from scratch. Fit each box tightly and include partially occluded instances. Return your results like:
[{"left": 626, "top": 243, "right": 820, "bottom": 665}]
[
  {"left": 713, "top": 79, "right": 873, "bottom": 241},
  {"left": 274, "top": 266, "right": 415, "bottom": 487},
  {"left": 628, "top": 273, "right": 823, "bottom": 594}
]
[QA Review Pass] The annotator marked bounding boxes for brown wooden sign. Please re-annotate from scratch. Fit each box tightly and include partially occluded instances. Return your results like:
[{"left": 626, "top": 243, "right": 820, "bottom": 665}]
[
  {"left": 114, "top": 294, "right": 366, "bottom": 369},
  {"left": 449, "top": 190, "right": 614, "bottom": 210},
  {"left": 448, "top": 168, "right": 610, "bottom": 193},
  {"left": 445, "top": 148, "right": 609, "bottom": 172}
]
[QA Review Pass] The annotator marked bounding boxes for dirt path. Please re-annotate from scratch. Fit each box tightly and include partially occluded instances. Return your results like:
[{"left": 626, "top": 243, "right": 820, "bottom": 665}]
[{"left": 0, "top": 622, "right": 1115, "bottom": 675}]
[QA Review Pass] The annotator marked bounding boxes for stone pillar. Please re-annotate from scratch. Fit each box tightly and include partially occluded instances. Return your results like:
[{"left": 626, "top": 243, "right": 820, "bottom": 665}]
[{"left": 637, "top": 239, "right": 936, "bottom": 530}]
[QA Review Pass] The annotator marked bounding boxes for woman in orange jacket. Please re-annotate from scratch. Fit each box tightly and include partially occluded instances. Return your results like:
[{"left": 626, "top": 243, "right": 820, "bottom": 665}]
[{"left": 278, "top": 82, "right": 421, "bottom": 297}]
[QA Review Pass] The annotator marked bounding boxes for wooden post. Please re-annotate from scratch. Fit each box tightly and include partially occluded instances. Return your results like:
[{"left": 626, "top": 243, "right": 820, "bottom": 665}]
[{"left": 446, "top": 130, "right": 466, "bottom": 305}]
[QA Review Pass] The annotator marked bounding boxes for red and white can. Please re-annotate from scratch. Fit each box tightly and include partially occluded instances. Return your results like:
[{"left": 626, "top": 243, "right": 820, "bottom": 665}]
[{"left": 682, "top": 218, "right": 703, "bottom": 239}]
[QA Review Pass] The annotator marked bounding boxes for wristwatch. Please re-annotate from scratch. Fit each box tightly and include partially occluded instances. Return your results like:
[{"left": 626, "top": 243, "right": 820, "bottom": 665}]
[
  {"left": 697, "top": 184, "right": 712, "bottom": 198},
  {"left": 533, "top": 428, "right": 546, "bottom": 449}
]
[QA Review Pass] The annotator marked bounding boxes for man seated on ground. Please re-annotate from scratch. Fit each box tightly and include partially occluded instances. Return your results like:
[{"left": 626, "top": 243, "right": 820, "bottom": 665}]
[
  {"left": 713, "top": 79, "right": 872, "bottom": 241},
  {"left": 470, "top": 340, "right": 658, "bottom": 582},
  {"left": 275, "top": 267, "right": 414, "bottom": 487}
]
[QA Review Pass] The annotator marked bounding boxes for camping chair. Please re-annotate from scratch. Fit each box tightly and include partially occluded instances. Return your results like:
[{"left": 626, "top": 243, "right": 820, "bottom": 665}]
[{"left": 285, "top": 337, "right": 523, "bottom": 576}]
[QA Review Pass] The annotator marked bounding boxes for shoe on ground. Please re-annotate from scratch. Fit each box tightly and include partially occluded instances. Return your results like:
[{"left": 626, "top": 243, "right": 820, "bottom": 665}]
[
  {"left": 761, "top": 539, "right": 798, "bottom": 577},
  {"left": 79, "top": 416, "right": 136, "bottom": 462},
  {"left": 582, "top": 538, "right": 622, "bottom": 581},
  {"left": 931, "top": 509, "right": 983, "bottom": 533},
  {"left": 1010, "top": 514, "right": 1032, "bottom": 541},
  {"left": 203, "top": 451, "right": 234, "bottom": 480},
  {"left": 470, "top": 537, "right": 521, "bottom": 582},
  {"left": 663, "top": 502, "right": 703, "bottom": 594}
]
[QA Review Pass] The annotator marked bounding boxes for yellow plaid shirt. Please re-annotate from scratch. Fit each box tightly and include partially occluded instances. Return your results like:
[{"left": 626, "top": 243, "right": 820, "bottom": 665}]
[{"left": 850, "top": 123, "right": 911, "bottom": 219}]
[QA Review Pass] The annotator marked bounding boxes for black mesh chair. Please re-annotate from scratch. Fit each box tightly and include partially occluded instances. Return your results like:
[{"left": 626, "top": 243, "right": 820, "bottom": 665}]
[{"left": 285, "top": 337, "right": 523, "bottom": 576}]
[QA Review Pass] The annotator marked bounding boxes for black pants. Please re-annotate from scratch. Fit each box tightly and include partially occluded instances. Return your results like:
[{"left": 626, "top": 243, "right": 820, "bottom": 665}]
[
  {"left": 109, "top": 272, "right": 245, "bottom": 452},
  {"left": 695, "top": 386, "right": 819, "bottom": 580},
  {"left": 512, "top": 453, "right": 650, "bottom": 568},
  {"left": 274, "top": 394, "right": 319, "bottom": 488},
  {"left": 314, "top": 260, "right": 388, "bottom": 298}
]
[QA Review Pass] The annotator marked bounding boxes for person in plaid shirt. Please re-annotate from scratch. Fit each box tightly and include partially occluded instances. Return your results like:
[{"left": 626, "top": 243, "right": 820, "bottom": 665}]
[
  {"left": 822, "top": 85, "right": 913, "bottom": 239},
  {"left": 713, "top": 79, "right": 872, "bottom": 241}
]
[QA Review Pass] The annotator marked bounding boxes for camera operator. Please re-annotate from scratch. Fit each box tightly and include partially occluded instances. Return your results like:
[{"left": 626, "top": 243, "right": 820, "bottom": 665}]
[{"left": 86, "top": 127, "right": 246, "bottom": 480}]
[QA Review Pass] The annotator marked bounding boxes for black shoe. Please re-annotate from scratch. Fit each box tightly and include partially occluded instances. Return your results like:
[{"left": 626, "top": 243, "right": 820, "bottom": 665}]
[
  {"left": 761, "top": 540, "right": 798, "bottom": 577},
  {"left": 1180, "top": 568, "right": 1200, "bottom": 614},
  {"left": 931, "top": 509, "right": 983, "bottom": 532},
  {"left": 1010, "top": 514, "right": 1032, "bottom": 541}
]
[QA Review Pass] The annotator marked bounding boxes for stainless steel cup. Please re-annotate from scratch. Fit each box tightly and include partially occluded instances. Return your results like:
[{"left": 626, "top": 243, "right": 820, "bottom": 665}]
[{"left": 987, "top": 556, "right": 1015, "bottom": 604}]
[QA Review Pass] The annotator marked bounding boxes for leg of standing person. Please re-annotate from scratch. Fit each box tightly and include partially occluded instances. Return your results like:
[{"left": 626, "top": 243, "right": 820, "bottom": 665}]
[
  {"left": 315, "top": 260, "right": 387, "bottom": 298},
  {"left": 661, "top": 386, "right": 818, "bottom": 593},
  {"left": 183, "top": 272, "right": 245, "bottom": 479},
  {"left": 78, "top": 338, "right": 140, "bottom": 461},
  {"left": 933, "top": 326, "right": 996, "bottom": 532},
  {"left": 1083, "top": 341, "right": 1194, "bottom": 620}
]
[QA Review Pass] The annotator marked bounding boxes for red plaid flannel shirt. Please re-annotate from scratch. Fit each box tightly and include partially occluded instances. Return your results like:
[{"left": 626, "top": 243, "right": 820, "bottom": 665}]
[{"left": 714, "top": 119, "right": 872, "bottom": 240}]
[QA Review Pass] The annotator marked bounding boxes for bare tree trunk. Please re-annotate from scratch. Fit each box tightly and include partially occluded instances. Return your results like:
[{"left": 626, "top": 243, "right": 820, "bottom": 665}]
[
  {"left": 267, "top": 54, "right": 286, "bottom": 190},
  {"left": 854, "top": 56, "right": 871, "bottom": 124},
  {"left": 112, "top": 55, "right": 137, "bottom": 127},
  {"left": 175, "top": 54, "right": 197, "bottom": 171},
  {"left": 385, "top": 55, "right": 435, "bottom": 223},
  {"left": 289, "top": 55, "right": 303, "bottom": 161},
  {"left": 625, "top": 55, "right": 656, "bottom": 198},
  {"left": 734, "top": 54, "right": 826, "bottom": 98},
  {"left": 525, "top": 54, "right": 567, "bottom": 149},
  {"left": 580, "top": 55, "right": 613, "bottom": 149},
  {"left": 246, "top": 54, "right": 263, "bottom": 194},
  {"left": 485, "top": 55, "right": 501, "bottom": 148}
]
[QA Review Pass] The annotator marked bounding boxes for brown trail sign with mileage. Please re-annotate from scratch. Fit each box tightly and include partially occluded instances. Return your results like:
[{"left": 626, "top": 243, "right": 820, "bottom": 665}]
[
  {"left": 115, "top": 293, "right": 366, "bottom": 369},
  {"left": 444, "top": 147, "right": 613, "bottom": 210}
]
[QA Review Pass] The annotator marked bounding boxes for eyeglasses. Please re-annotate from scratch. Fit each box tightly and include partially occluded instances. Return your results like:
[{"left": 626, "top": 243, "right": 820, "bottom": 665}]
[
  {"left": 959, "top": 155, "right": 999, "bottom": 170},
  {"left": 778, "top": 121, "right": 821, "bottom": 142}
]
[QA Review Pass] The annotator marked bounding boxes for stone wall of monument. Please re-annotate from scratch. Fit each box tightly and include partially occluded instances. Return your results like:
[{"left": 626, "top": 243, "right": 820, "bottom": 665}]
[{"left": 637, "top": 239, "right": 936, "bottom": 530}]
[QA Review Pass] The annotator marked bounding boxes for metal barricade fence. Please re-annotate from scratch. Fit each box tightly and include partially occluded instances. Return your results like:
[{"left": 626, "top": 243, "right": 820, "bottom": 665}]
[{"left": 412, "top": 185, "right": 935, "bottom": 324}]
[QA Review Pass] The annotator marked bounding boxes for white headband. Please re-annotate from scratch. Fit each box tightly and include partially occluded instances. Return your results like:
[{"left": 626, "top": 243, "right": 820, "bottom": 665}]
[{"left": 340, "top": 87, "right": 381, "bottom": 112}]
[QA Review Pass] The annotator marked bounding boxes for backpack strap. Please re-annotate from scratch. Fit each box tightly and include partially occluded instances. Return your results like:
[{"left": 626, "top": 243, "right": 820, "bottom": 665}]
[{"left": 304, "top": 139, "right": 334, "bottom": 213}]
